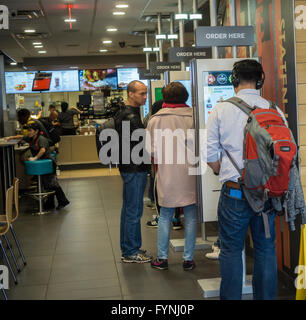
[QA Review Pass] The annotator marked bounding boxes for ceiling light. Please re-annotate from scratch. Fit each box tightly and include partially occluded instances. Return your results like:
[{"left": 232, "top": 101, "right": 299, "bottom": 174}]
[
  {"left": 103, "top": 40, "right": 112, "bottom": 44},
  {"left": 34, "top": 45, "right": 43, "bottom": 48},
  {"left": 107, "top": 28, "right": 118, "bottom": 32},
  {"left": 24, "top": 29, "right": 36, "bottom": 33},
  {"left": 38, "top": 51, "right": 47, "bottom": 54},
  {"left": 189, "top": 13, "right": 203, "bottom": 20},
  {"left": 153, "top": 47, "right": 160, "bottom": 52},
  {"left": 64, "top": 18, "right": 77, "bottom": 22},
  {"left": 167, "top": 34, "right": 178, "bottom": 40},
  {"left": 143, "top": 47, "right": 152, "bottom": 52},
  {"left": 115, "top": 3, "right": 129, "bottom": 8},
  {"left": 113, "top": 11, "right": 126, "bottom": 15},
  {"left": 70, "top": 66, "right": 78, "bottom": 69},
  {"left": 99, "top": 49, "right": 108, "bottom": 52},
  {"left": 175, "top": 14, "right": 188, "bottom": 20},
  {"left": 10, "top": 62, "right": 17, "bottom": 65},
  {"left": 155, "top": 34, "right": 166, "bottom": 40},
  {"left": 115, "top": 65, "right": 124, "bottom": 68},
  {"left": 33, "top": 42, "right": 42, "bottom": 45}
]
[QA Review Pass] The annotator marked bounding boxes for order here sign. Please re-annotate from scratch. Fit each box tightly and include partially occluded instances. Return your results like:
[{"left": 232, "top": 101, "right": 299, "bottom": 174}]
[
  {"left": 195, "top": 26, "right": 254, "bottom": 47},
  {"left": 168, "top": 47, "right": 212, "bottom": 63}
]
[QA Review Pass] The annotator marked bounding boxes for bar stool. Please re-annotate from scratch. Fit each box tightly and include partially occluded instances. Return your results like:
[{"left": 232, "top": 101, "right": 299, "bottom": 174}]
[
  {"left": 9, "top": 178, "right": 27, "bottom": 266},
  {"left": 24, "top": 159, "right": 55, "bottom": 215},
  {"left": 0, "top": 186, "right": 18, "bottom": 294}
]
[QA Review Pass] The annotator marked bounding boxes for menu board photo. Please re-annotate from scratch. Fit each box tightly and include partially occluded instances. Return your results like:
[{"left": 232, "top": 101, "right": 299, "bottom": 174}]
[
  {"left": 32, "top": 72, "right": 52, "bottom": 91},
  {"left": 117, "top": 68, "right": 139, "bottom": 89},
  {"left": 5, "top": 71, "right": 36, "bottom": 94},
  {"left": 202, "top": 71, "right": 235, "bottom": 124},
  {"left": 47, "top": 70, "right": 80, "bottom": 92},
  {"left": 79, "top": 69, "right": 118, "bottom": 91}
]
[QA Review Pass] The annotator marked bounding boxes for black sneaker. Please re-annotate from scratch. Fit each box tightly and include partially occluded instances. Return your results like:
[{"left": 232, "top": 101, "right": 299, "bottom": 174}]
[
  {"left": 122, "top": 252, "right": 152, "bottom": 264},
  {"left": 146, "top": 216, "right": 159, "bottom": 228},
  {"left": 172, "top": 219, "right": 183, "bottom": 230},
  {"left": 56, "top": 200, "right": 70, "bottom": 210},
  {"left": 151, "top": 258, "right": 168, "bottom": 270},
  {"left": 183, "top": 260, "right": 196, "bottom": 271}
]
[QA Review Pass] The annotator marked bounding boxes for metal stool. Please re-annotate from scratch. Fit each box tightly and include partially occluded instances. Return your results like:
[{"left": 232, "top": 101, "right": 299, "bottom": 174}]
[{"left": 24, "top": 160, "right": 55, "bottom": 215}]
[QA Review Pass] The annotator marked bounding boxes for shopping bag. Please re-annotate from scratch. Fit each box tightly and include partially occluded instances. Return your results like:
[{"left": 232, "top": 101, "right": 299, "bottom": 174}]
[{"left": 296, "top": 225, "right": 306, "bottom": 300}]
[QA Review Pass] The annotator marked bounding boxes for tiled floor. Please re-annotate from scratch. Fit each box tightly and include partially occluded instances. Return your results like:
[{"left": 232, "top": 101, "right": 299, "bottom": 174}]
[
  {"left": 57, "top": 168, "right": 120, "bottom": 180},
  {"left": 1, "top": 175, "right": 296, "bottom": 300}
]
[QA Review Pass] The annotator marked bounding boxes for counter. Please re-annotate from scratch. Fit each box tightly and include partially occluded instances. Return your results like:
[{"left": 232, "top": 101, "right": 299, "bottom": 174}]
[{"left": 57, "top": 134, "right": 100, "bottom": 165}]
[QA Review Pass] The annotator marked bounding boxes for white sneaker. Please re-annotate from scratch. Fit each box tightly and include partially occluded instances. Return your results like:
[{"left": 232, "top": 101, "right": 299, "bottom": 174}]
[{"left": 205, "top": 245, "right": 220, "bottom": 260}]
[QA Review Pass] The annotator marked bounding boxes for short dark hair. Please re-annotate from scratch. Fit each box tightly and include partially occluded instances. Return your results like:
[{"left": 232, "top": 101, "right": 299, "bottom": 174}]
[
  {"left": 17, "top": 108, "right": 30, "bottom": 124},
  {"left": 28, "top": 122, "right": 41, "bottom": 132},
  {"left": 61, "top": 102, "right": 68, "bottom": 112},
  {"left": 49, "top": 104, "right": 56, "bottom": 111},
  {"left": 232, "top": 59, "right": 265, "bottom": 89},
  {"left": 162, "top": 82, "right": 189, "bottom": 104},
  {"left": 127, "top": 80, "right": 145, "bottom": 94}
]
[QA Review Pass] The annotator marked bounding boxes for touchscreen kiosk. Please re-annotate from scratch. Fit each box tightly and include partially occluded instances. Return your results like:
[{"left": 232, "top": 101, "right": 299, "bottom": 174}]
[
  {"left": 150, "top": 80, "right": 164, "bottom": 104},
  {"left": 190, "top": 58, "right": 243, "bottom": 222}
]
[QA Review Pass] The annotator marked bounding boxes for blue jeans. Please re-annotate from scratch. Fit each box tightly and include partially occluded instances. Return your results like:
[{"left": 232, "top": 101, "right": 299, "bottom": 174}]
[
  {"left": 218, "top": 184, "right": 277, "bottom": 300},
  {"left": 120, "top": 171, "right": 147, "bottom": 256},
  {"left": 158, "top": 204, "right": 197, "bottom": 261}
]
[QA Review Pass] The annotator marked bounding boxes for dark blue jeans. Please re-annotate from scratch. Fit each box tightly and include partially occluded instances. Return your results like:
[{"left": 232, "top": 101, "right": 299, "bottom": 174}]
[
  {"left": 120, "top": 171, "right": 147, "bottom": 257},
  {"left": 218, "top": 184, "right": 277, "bottom": 300}
]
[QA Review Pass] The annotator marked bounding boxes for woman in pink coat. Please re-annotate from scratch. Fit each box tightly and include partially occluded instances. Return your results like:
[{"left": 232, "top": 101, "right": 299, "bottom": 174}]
[{"left": 146, "top": 82, "right": 198, "bottom": 271}]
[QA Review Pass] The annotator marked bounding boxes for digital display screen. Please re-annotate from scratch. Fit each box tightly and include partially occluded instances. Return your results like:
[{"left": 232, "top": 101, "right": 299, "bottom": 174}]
[
  {"left": 174, "top": 80, "right": 192, "bottom": 107},
  {"left": 139, "top": 79, "right": 150, "bottom": 119},
  {"left": 46, "top": 70, "right": 79, "bottom": 92},
  {"left": 155, "top": 87, "right": 163, "bottom": 102},
  {"left": 5, "top": 71, "right": 36, "bottom": 94},
  {"left": 203, "top": 70, "right": 235, "bottom": 123},
  {"left": 32, "top": 72, "right": 52, "bottom": 91},
  {"left": 117, "top": 68, "right": 139, "bottom": 89},
  {"left": 79, "top": 69, "right": 118, "bottom": 91}
]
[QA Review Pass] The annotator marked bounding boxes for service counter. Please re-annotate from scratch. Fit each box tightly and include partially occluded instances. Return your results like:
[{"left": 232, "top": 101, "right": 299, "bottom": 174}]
[{"left": 57, "top": 134, "right": 100, "bottom": 165}]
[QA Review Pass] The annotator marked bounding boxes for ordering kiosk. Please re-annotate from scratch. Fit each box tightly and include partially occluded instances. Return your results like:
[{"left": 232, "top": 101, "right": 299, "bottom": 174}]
[
  {"left": 150, "top": 80, "right": 165, "bottom": 105},
  {"left": 191, "top": 58, "right": 252, "bottom": 298}
]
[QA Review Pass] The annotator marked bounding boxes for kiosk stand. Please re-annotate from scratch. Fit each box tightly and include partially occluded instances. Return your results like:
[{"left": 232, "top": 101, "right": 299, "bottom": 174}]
[{"left": 190, "top": 58, "right": 253, "bottom": 298}]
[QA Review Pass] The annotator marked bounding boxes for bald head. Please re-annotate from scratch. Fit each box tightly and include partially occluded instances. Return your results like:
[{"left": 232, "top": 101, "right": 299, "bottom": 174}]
[{"left": 126, "top": 80, "right": 147, "bottom": 107}]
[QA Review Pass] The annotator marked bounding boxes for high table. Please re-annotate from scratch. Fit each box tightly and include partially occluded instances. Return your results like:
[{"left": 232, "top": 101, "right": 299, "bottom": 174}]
[{"left": 0, "top": 140, "right": 18, "bottom": 212}]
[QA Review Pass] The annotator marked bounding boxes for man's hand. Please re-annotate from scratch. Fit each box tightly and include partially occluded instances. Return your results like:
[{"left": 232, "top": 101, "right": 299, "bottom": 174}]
[
  {"left": 208, "top": 161, "right": 221, "bottom": 175},
  {"left": 28, "top": 157, "right": 37, "bottom": 161}
]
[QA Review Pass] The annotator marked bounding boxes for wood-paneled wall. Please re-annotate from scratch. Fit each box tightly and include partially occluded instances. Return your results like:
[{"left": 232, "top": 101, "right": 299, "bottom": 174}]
[{"left": 296, "top": 0, "right": 306, "bottom": 195}]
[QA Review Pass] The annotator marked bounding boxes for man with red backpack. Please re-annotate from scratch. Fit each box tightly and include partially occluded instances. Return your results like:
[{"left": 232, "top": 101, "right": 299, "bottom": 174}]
[{"left": 206, "top": 59, "right": 290, "bottom": 300}]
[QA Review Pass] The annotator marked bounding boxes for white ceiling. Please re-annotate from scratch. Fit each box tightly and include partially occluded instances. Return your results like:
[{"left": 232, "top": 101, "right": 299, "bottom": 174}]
[{"left": 0, "top": 0, "right": 208, "bottom": 70}]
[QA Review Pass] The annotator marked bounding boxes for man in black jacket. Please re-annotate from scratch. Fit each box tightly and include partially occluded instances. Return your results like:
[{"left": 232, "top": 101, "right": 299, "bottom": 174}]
[{"left": 117, "top": 80, "right": 152, "bottom": 263}]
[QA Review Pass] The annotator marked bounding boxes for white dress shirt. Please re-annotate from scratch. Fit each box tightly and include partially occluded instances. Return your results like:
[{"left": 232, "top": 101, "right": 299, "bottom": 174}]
[{"left": 206, "top": 89, "right": 287, "bottom": 183}]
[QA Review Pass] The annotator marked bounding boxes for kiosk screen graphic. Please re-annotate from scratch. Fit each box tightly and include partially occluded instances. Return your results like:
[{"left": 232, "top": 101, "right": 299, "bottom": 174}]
[{"left": 203, "top": 71, "right": 235, "bottom": 124}]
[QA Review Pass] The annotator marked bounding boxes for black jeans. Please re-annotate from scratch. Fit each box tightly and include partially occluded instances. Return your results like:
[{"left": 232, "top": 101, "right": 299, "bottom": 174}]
[{"left": 42, "top": 174, "right": 68, "bottom": 207}]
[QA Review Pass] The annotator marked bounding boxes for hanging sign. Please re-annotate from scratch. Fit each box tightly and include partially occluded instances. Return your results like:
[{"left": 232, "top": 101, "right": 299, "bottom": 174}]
[
  {"left": 138, "top": 68, "right": 161, "bottom": 80},
  {"left": 195, "top": 26, "right": 254, "bottom": 47},
  {"left": 0, "top": 5, "right": 9, "bottom": 30},
  {"left": 168, "top": 47, "right": 212, "bottom": 62},
  {"left": 150, "top": 62, "right": 181, "bottom": 74}
]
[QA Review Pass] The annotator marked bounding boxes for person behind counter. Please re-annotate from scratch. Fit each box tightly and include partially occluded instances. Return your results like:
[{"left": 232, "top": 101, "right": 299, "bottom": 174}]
[
  {"left": 58, "top": 102, "right": 83, "bottom": 136},
  {"left": 23, "top": 122, "right": 69, "bottom": 210}
]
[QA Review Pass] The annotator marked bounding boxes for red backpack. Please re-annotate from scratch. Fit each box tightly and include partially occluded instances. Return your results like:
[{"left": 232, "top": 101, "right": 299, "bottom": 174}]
[{"left": 225, "top": 97, "right": 297, "bottom": 213}]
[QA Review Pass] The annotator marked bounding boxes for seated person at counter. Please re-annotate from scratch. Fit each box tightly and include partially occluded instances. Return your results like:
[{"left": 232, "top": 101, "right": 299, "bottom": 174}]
[
  {"left": 58, "top": 102, "right": 83, "bottom": 136},
  {"left": 22, "top": 122, "right": 69, "bottom": 210},
  {"left": 40, "top": 107, "right": 62, "bottom": 138}
]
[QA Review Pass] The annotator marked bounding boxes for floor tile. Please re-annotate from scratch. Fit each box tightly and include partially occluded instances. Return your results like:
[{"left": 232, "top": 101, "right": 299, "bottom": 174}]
[{"left": 6, "top": 285, "right": 47, "bottom": 300}]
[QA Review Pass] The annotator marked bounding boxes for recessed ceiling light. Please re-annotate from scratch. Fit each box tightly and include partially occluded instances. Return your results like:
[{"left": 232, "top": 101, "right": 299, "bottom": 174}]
[
  {"left": 24, "top": 29, "right": 36, "bottom": 33},
  {"left": 107, "top": 28, "right": 118, "bottom": 32},
  {"left": 38, "top": 51, "right": 47, "bottom": 54},
  {"left": 64, "top": 18, "right": 77, "bottom": 23},
  {"left": 99, "top": 49, "right": 108, "bottom": 52},
  {"left": 115, "top": 65, "right": 123, "bottom": 68},
  {"left": 115, "top": 4, "right": 129, "bottom": 8},
  {"left": 34, "top": 45, "right": 43, "bottom": 48},
  {"left": 103, "top": 40, "right": 112, "bottom": 44},
  {"left": 113, "top": 11, "right": 126, "bottom": 15},
  {"left": 10, "top": 62, "right": 17, "bottom": 65},
  {"left": 70, "top": 66, "right": 78, "bottom": 69},
  {"left": 33, "top": 42, "right": 42, "bottom": 45}
]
